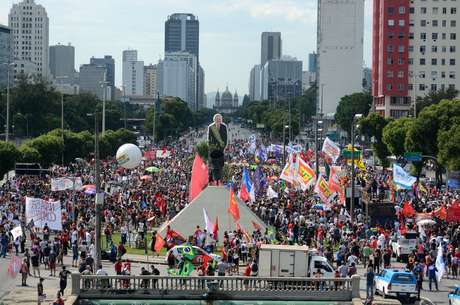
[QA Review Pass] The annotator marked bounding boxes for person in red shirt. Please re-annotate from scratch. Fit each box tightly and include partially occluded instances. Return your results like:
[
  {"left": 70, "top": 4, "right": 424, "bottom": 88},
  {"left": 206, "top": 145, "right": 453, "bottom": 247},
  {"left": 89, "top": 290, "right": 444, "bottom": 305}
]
[
  {"left": 114, "top": 258, "right": 122, "bottom": 275},
  {"left": 243, "top": 260, "right": 252, "bottom": 288},
  {"left": 53, "top": 292, "right": 64, "bottom": 305}
]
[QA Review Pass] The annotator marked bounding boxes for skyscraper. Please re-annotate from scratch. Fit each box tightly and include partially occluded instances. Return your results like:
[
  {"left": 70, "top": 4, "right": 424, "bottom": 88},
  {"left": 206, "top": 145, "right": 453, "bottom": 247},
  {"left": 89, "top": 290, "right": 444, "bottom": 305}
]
[
  {"left": 122, "top": 50, "right": 144, "bottom": 96},
  {"left": 0, "top": 24, "right": 11, "bottom": 89},
  {"left": 49, "top": 43, "right": 75, "bottom": 80},
  {"left": 261, "top": 56, "right": 303, "bottom": 101},
  {"left": 165, "top": 13, "right": 199, "bottom": 58},
  {"left": 372, "top": 0, "right": 459, "bottom": 118},
  {"left": 157, "top": 52, "right": 197, "bottom": 110},
  {"left": 261, "top": 32, "right": 282, "bottom": 66},
  {"left": 144, "top": 64, "right": 158, "bottom": 97},
  {"left": 164, "top": 13, "right": 204, "bottom": 110},
  {"left": 90, "top": 55, "right": 115, "bottom": 100},
  {"left": 8, "top": 0, "right": 49, "bottom": 78},
  {"left": 317, "top": 0, "right": 364, "bottom": 114},
  {"left": 249, "top": 64, "right": 262, "bottom": 101},
  {"left": 79, "top": 64, "right": 107, "bottom": 100},
  {"left": 308, "top": 52, "right": 317, "bottom": 73}
]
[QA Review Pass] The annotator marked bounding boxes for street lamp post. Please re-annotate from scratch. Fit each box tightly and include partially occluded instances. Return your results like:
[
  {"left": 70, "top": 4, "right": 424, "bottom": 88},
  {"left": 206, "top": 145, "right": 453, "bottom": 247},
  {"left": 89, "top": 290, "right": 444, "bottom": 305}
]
[
  {"left": 61, "top": 92, "right": 64, "bottom": 165},
  {"left": 314, "top": 117, "right": 323, "bottom": 176},
  {"left": 87, "top": 112, "right": 103, "bottom": 269},
  {"left": 2, "top": 63, "right": 14, "bottom": 142},
  {"left": 99, "top": 81, "right": 109, "bottom": 135},
  {"left": 350, "top": 113, "right": 363, "bottom": 222}
]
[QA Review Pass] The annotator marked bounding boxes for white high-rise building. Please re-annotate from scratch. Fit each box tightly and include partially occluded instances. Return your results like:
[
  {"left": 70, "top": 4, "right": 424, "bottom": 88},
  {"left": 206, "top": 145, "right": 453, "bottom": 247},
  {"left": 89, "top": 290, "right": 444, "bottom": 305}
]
[
  {"left": 157, "top": 52, "right": 197, "bottom": 110},
  {"left": 122, "top": 50, "right": 144, "bottom": 96},
  {"left": 317, "top": 0, "right": 364, "bottom": 114},
  {"left": 249, "top": 64, "right": 262, "bottom": 101},
  {"left": 9, "top": 0, "right": 49, "bottom": 79}
]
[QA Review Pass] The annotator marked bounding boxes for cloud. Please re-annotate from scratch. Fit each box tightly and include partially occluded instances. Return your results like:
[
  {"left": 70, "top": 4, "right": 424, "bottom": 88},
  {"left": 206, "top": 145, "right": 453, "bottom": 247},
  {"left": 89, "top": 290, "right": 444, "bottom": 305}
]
[{"left": 210, "top": 0, "right": 316, "bottom": 24}]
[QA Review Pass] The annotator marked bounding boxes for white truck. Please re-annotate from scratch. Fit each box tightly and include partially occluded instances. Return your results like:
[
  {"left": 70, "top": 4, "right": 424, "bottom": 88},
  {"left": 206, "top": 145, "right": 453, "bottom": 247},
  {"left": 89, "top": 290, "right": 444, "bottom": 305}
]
[
  {"left": 258, "top": 244, "right": 335, "bottom": 278},
  {"left": 391, "top": 232, "right": 418, "bottom": 262}
]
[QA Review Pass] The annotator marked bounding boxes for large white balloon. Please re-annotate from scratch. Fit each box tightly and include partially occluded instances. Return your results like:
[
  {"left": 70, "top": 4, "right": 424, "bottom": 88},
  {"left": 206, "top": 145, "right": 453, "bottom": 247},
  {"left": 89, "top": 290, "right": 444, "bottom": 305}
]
[{"left": 116, "top": 143, "right": 142, "bottom": 169}]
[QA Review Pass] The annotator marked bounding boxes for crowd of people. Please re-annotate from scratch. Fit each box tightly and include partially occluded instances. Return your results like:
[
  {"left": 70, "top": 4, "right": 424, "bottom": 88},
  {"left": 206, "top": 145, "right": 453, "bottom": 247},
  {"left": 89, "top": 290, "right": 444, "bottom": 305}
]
[{"left": 0, "top": 121, "right": 459, "bottom": 304}]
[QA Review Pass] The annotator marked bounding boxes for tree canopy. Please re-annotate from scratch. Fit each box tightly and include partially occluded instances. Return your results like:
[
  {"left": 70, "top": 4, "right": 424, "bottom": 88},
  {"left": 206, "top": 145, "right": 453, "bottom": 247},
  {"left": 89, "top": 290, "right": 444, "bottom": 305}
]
[{"left": 335, "top": 92, "right": 372, "bottom": 137}]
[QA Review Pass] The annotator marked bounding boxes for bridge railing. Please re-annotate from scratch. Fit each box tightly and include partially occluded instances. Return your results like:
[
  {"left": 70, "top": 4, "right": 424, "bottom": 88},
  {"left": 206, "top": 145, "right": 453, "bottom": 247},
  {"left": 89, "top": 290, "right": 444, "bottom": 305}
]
[{"left": 72, "top": 274, "right": 360, "bottom": 301}]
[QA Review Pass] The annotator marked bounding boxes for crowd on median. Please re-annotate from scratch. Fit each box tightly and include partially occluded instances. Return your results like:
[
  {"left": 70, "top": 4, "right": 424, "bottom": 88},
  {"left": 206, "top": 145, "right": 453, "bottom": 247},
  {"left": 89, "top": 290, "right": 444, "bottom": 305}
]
[{"left": 0, "top": 122, "right": 459, "bottom": 303}]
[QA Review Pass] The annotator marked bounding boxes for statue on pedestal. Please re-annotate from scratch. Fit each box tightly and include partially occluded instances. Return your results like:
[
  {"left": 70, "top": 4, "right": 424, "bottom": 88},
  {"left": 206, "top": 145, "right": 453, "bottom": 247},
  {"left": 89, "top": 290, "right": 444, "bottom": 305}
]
[{"left": 207, "top": 114, "right": 227, "bottom": 185}]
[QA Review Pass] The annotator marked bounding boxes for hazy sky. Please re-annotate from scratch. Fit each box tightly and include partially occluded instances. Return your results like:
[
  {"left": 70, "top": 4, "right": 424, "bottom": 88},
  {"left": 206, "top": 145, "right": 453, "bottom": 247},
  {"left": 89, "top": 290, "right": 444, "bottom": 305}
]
[{"left": 0, "top": 0, "right": 373, "bottom": 96}]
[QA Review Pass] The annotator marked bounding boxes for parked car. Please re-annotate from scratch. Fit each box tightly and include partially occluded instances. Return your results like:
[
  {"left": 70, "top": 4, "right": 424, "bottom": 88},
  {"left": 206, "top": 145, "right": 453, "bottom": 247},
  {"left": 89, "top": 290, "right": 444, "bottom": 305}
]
[
  {"left": 375, "top": 269, "right": 417, "bottom": 302},
  {"left": 449, "top": 286, "right": 460, "bottom": 305}
]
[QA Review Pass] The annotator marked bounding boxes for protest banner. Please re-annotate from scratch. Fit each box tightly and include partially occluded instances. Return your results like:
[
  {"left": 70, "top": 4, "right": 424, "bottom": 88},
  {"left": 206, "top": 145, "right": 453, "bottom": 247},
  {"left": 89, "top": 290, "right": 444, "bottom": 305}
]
[
  {"left": 25, "top": 197, "right": 62, "bottom": 231},
  {"left": 322, "top": 137, "right": 341, "bottom": 163},
  {"left": 51, "top": 177, "right": 82, "bottom": 191}
]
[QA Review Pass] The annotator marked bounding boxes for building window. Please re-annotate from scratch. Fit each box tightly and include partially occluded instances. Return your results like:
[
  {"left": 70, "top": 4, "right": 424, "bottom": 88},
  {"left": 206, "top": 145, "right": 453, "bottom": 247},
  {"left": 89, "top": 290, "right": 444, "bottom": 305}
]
[
  {"left": 442, "top": 71, "right": 446, "bottom": 78},
  {"left": 442, "top": 20, "right": 447, "bottom": 27},
  {"left": 408, "top": 58, "right": 414, "bottom": 64},
  {"left": 442, "top": 33, "right": 447, "bottom": 39},
  {"left": 409, "top": 32, "right": 414, "bottom": 39},
  {"left": 387, "top": 45, "right": 394, "bottom": 52},
  {"left": 386, "top": 84, "right": 393, "bottom": 90},
  {"left": 410, "top": 7, "right": 415, "bottom": 14},
  {"left": 419, "top": 71, "right": 426, "bottom": 78},
  {"left": 388, "top": 32, "right": 395, "bottom": 39},
  {"left": 398, "top": 32, "right": 405, "bottom": 39},
  {"left": 442, "top": 58, "right": 446, "bottom": 65},
  {"left": 433, "top": 7, "right": 439, "bottom": 14},
  {"left": 388, "top": 7, "right": 395, "bottom": 14},
  {"left": 421, "top": 32, "right": 427, "bottom": 39},
  {"left": 420, "top": 58, "right": 426, "bottom": 65},
  {"left": 432, "top": 58, "right": 438, "bottom": 65},
  {"left": 419, "top": 84, "right": 426, "bottom": 91},
  {"left": 450, "top": 59, "right": 456, "bottom": 65},
  {"left": 398, "top": 71, "right": 405, "bottom": 78},
  {"left": 409, "top": 45, "right": 414, "bottom": 52},
  {"left": 432, "top": 45, "right": 438, "bottom": 52},
  {"left": 398, "top": 57, "right": 405, "bottom": 65},
  {"left": 420, "top": 45, "right": 426, "bottom": 53},
  {"left": 388, "top": 19, "right": 395, "bottom": 26},
  {"left": 431, "top": 84, "right": 438, "bottom": 91},
  {"left": 387, "top": 57, "right": 394, "bottom": 64},
  {"left": 450, "top": 46, "right": 456, "bottom": 52},
  {"left": 421, "top": 20, "right": 427, "bottom": 26},
  {"left": 449, "top": 71, "right": 456, "bottom": 79},
  {"left": 452, "top": 20, "right": 457, "bottom": 27},
  {"left": 449, "top": 84, "right": 456, "bottom": 90},
  {"left": 399, "top": 6, "right": 406, "bottom": 14},
  {"left": 399, "top": 20, "right": 405, "bottom": 26},
  {"left": 431, "top": 71, "right": 438, "bottom": 79},
  {"left": 421, "top": 7, "right": 427, "bottom": 14},
  {"left": 432, "top": 33, "right": 439, "bottom": 39},
  {"left": 398, "top": 45, "right": 405, "bottom": 52},
  {"left": 387, "top": 71, "right": 394, "bottom": 78},
  {"left": 398, "top": 84, "right": 404, "bottom": 91},
  {"left": 443, "top": 7, "right": 448, "bottom": 14},
  {"left": 433, "top": 20, "right": 439, "bottom": 27},
  {"left": 452, "top": 7, "right": 457, "bottom": 14},
  {"left": 451, "top": 33, "right": 457, "bottom": 39}
]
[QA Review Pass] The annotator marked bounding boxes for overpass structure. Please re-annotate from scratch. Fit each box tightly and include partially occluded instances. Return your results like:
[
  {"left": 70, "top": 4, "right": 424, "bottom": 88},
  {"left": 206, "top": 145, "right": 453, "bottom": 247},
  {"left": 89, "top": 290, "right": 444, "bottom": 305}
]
[{"left": 72, "top": 274, "right": 360, "bottom": 302}]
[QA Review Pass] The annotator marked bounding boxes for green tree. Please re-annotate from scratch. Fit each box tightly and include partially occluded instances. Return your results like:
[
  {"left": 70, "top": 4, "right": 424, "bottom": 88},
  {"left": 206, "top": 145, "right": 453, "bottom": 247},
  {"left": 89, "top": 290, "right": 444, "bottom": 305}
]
[
  {"left": 335, "top": 92, "right": 372, "bottom": 137},
  {"left": 382, "top": 117, "right": 414, "bottom": 156},
  {"left": 47, "top": 129, "right": 94, "bottom": 163},
  {"left": 359, "top": 113, "right": 392, "bottom": 166},
  {"left": 99, "top": 129, "right": 137, "bottom": 159},
  {"left": 416, "top": 87, "right": 458, "bottom": 115},
  {"left": 195, "top": 141, "right": 209, "bottom": 162},
  {"left": 23, "top": 134, "right": 64, "bottom": 167},
  {"left": 0, "top": 141, "right": 20, "bottom": 178},
  {"left": 19, "top": 145, "right": 41, "bottom": 163},
  {"left": 438, "top": 124, "right": 460, "bottom": 171}
]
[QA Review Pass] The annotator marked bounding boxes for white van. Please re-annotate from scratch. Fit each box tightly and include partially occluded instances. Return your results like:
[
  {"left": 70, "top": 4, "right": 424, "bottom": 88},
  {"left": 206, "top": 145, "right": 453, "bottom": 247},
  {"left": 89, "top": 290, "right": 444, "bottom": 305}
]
[{"left": 258, "top": 244, "right": 335, "bottom": 278}]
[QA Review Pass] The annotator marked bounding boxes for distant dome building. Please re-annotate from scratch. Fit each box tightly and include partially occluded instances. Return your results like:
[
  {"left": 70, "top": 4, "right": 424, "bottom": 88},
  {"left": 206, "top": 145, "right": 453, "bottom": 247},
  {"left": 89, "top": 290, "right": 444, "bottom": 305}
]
[{"left": 214, "top": 86, "right": 239, "bottom": 114}]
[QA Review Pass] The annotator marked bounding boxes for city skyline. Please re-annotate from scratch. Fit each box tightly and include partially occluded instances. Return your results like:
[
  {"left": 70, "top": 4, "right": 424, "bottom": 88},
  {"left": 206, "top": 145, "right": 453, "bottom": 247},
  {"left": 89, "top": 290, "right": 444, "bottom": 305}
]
[{"left": 0, "top": 0, "right": 373, "bottom": 96}]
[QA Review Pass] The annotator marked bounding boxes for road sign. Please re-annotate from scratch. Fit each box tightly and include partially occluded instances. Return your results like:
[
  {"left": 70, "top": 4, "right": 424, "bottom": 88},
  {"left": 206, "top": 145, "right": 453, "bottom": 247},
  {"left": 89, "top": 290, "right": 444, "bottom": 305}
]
[{"left": 404, "top": 152, "right": 422, "bottom": 162}]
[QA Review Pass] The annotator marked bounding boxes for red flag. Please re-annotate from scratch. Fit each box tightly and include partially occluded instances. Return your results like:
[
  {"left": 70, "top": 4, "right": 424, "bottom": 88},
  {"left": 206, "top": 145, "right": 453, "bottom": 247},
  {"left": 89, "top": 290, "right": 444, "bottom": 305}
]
[
  {"left": 329, "top": 167, "right": 345, "bottom": 205},
  {"left": 143, "top": 151, "right": 155, "bottom": 160},
  {"left": 434, "top": 206, "right": 447, "bottom": 220},
  {"left": 155, "top": 193, "right": 167, "bottom": 216},
  {"left": 154, "top": 234, "right": 165, "bottom": 252},
  {"left": 213, "top": 216, "right": 219, "bottom": 240},
  {"left": 189, "top": 154, "right": 209, "bottom": 202},
  {"left": 228, "top": 188, "right": 240, "bottom": 222},
  {"left": 402, "top": 201, "right": 415, "bottom": 217},
  {"left": 166, "top": 227, "right": 186, "bottom": 243},
  {"left": 251, "top": 220, "right": 262, "bottom": 231},
  {"left": 399, "top": 224, "right": 407, "bottom": 235},
  {"left": 447, "top": 201, "right": 460, "bottom": 223}
]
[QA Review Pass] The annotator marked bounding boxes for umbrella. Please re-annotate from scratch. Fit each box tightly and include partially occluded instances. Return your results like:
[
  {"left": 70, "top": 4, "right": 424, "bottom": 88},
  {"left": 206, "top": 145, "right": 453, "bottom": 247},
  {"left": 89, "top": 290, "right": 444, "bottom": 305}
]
[
  {"left": 140, "top": 175, "right": 153, "bottom": 181},
  {"left": 145, "top": 166, "right": 160, "bottom": 173},
  {"left": 250, "top": 165, "right": 257, "bottom": 170},
  {"left": 266, "top": 159, "right": 276, "bottom": 164},
  {"left": 312, "top": 204, "right": 324, "bottom": 210},
  {"left": 417, "top": 219, "right": 436, "bottom": 226},
  {"left": 82, "top": 184, "right": 95, "bottom": 190}
]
